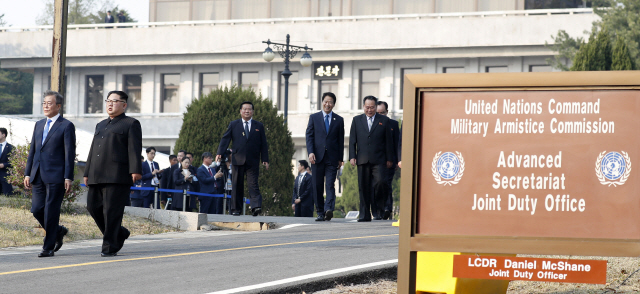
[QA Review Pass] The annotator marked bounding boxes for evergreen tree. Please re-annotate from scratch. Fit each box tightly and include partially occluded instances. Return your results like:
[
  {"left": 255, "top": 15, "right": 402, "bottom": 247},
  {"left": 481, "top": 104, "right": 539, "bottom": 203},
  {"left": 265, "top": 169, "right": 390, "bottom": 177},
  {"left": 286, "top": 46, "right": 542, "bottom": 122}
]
[
  {"left": 612, "top": 36, "right": 637, "bottom": 70},
  {"left": 173, "top": 85, "right": 295, "bottom": 216},
  {"left": 0, "top": 64, "right": 34, "bottom": 115},
  {"left": 570, "top": 30, "right": 615, "bottom": 71}
]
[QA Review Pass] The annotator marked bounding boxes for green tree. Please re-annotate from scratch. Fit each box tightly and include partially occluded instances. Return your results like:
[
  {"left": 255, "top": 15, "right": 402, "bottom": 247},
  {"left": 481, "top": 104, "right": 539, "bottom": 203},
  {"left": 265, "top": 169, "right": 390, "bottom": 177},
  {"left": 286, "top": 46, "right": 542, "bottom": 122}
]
[
  {"left": 37, "top": 0, "right": 136, "bottom": 25},
  {"left": 612, "top": 36, "right": 637, "bottom": 70},
  {"left": 0, "top": 64, "right": 34, "bottom": 115},
  {"left": 173, "top": 85, "right": 295, "bottom": 216},
  {"left": 570, "top": 30, "right": 613, "bottom": 71}
]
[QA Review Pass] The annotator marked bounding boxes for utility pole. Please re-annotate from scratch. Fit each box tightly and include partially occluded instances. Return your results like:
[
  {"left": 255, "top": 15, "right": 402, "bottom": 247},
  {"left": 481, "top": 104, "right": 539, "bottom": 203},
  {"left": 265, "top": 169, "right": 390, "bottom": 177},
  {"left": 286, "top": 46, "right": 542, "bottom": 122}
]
[{"left": 52, "top": 0, "right": 69, "bottom": 115}]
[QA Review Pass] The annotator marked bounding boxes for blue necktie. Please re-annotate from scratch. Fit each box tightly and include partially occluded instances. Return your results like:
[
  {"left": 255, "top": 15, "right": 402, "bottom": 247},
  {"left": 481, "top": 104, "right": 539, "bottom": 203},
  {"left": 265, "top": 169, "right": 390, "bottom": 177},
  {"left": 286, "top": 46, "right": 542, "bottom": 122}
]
[
  {"left": 324, "top": 115, "right": 330, "bottom": 134},
  {"left": 42, "top": 119, "right": 52, "bottom": 142}
]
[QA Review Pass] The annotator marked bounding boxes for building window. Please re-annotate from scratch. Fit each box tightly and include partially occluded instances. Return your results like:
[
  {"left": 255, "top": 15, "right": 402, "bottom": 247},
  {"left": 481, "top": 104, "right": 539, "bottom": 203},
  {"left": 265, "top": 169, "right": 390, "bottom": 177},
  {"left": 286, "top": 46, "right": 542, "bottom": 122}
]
[
  {"left": 436, "top": 0, "right": 475, "bottom": 12},
  {"left": 394, "top": 0, "right": 434, "bottom": 14},
  {"left": 478, "top": 0, "right": 517, "bottom": 11},
  {"left": 359, "top": 69, "right": 380, "bottom": 109},
  {"left": 529, "top": 65, "right": 553, "bottom": 72},
  {"left": 525, "top": 0, "right": 589, "bottom": 9},
  {"left": 123, "top": 75, "right": 142, "bottom": 113},
  {"left": 192, "top": 0, "right": 230, "bottom": 20},
  {"left": 85, "top": 75, "right": 104, "bottom": 114},
  {"left": 239, "top": 72, "right": 259, "bottom": 91},
  {"left": 486, "top": 66, "right": 509, "bottom": 73},
  {"left": 272, "top": 0, "right": 310, "bottom": 18},
  {"left": 318, "top": 0, "right": 342, "bottom": 16},
  {"left": 318, "top": 80, "right": 339, "bottom": 110},
  {"left": 443, "top": 67, "right": 465, "bottom": 73},
  {"left": 200, "top": 73, "right": 220, "bottom": 98},
  {"left": 232, "top": 0, "right": 269, "bottom": 19},
  {"left": 161, "top": 74, "right": 180, "bottom": 113},
  {"left": 352, "top": 0, "right": 392, "bottom": 15},
  {"left": 278, "top": 71, "right": 298, "bottom": 111},
  {"left": 156, "top": 1, "right": 190, "bottom": 22},
  {"left": 400, "top": 68, "right": 422, "bottom": 109}
]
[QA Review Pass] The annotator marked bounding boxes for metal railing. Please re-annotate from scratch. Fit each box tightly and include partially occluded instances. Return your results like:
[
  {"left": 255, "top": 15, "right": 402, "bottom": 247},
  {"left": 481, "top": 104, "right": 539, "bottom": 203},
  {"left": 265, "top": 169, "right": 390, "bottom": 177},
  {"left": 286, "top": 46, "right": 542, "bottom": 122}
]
[{"left": 0, "top": 8, "right": 593, "bottom": 33}]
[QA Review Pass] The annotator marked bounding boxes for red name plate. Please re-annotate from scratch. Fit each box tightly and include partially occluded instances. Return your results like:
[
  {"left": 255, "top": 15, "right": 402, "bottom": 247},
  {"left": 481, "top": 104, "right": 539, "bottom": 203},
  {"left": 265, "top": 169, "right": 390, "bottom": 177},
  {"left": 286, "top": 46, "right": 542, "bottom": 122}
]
[{"left": 452, "top": 255, "right": 606, "bottom": 284}]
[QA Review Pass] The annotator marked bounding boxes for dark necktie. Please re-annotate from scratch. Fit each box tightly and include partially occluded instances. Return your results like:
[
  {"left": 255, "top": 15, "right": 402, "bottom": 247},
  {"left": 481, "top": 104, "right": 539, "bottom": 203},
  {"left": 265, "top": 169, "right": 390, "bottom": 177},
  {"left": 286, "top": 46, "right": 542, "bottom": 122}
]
[
  {"left": 151, "top": 162, "right": 155, "bottom": 172},
  {"left": 324, "top": 114, "right": 330, "bottom": 134},
  {"left": 244, "top": 121, "right": 249, "bottom": 139},
  {"left": 207, "top": 167, "right": 213, "bottom": 176}
]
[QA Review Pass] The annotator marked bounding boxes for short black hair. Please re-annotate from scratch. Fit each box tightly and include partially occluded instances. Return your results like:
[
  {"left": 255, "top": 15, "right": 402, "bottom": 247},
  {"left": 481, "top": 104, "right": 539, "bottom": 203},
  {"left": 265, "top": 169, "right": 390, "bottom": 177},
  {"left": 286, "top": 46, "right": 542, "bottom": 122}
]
[
  {"left": 107, "top": 90, "right": 128, "bottom": 101},
  {"left": 146, "top": 147, "right": 156, "bottom": 153},
  {"left": 181, "top": 156, "right": 191, "bottom": 162},
  {"left": 43, "top": 90, "right": 64, "bottom": 105},
  {"left": 178, "top": 150, "right": 186, "bottom": 156},
  {"left": 363, "top": 95, "right": 378, "bottom": 105},
  {"left": 240, "top": 101, "right": 254, "bottom": 110},
  {"left": 107, "top": 10, "right": 111, "bottom": 13},
  {"left": 322, "top": 92, "right": 337, "bottom": 104},
  {"left": 186, "top": 152, "right": 194, "bottom": 157},
  {"left": 202, "top": 152, "right": 213, "bottom": 159},
  {"left": 0, "top": 128, "right": 7, "bottom": 137},
  {"left": 169, "top": 155, "right": 177, "bottom": 160},
  {"left": 140, "top": 155, "right": 145, "bottom": 161},
  {"left": 298, "top": 160, "right": 309, "bottom": 169},
  {"left": 376, "top": 101, "right": 389, "bottom": 111}
]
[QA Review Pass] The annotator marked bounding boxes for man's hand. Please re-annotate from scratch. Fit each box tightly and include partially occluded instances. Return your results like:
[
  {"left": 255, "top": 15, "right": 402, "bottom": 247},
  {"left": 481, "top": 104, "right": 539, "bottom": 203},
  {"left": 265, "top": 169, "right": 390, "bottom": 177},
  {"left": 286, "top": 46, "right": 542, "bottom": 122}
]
[
  {"left": 398, "top": 161, "right": 402, "bottom": 168},
  {"left": 263, "top": 162, "right": 269, "bottom": 170},
  {"left": 64, "top": 179, "right": 72, "bottom": 193},
  {"left": 132, "top": 173, "right": 142, "bottom": 183},
  {"left": 386, "top": 161, "right": 392, "bottom": 169},
  {"left": 215, "top": 170, "right": 223, "bottom": 178},
  {"left": 350, "top": 158, "right": 357, "bottom": 166},
  {"left": 215, "top": 155, "right": 222, "bottom": 162},
  {"left": 83, "top": 176, "right": 88, "bottom": 187},
  {"left": 295, "top": 199, "right": 301, "bottom": 204},
  {"left": 291, "top": 204, "right": 295, "bottom": 210},
  {"left": 339, "top": 161, "right": 343, "bottom": 168},
  {"left": 23, "top": 176, "right": 31, "bottom": 189},
  {"left": 308, "top": 153, "right": 316, "bottom": 165},
  {"left": 0, "top": 163, "right": 4, "bottom": 168}
]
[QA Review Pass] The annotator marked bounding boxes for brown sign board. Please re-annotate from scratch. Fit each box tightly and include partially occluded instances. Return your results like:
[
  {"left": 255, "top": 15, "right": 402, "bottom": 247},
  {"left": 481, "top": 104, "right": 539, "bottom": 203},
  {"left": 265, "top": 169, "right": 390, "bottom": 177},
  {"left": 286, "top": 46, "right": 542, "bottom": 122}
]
[
  {"left": 397, "top": 72, "right": 640, "bottom": 294},
  {"left": 452, "top": 255, "right": 607, "bottom": 284}
]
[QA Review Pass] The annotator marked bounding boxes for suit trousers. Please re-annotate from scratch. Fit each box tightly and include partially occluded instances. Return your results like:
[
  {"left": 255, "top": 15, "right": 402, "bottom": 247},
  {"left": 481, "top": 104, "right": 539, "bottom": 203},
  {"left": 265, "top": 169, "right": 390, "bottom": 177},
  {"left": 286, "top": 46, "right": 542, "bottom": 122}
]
[
  {"left": 30, "top": 171, "right": 64, "bottom": 251},
  {"left": 311, "top": 161, "right": 338, "bottom": 215},
  {"left": 357, "top": 163, "right": 387, "bottom": 221},
  {"left": 231, "top": 164, "right": 262, "bottom": 213},
  {"left": 384, "top": 165, "right": 397, "bottom": 211},
  {"left": 86, "top": 183, "right": 130, "bottom": 254},
  {"left": 294, "top": 201, "right": 314, "bottom": 217},
  {"left": 0, "top": 177, "right": 13, "bottom": 195},
  {"left": 143, "top": 189, "right": 160, "bottom": 209}
]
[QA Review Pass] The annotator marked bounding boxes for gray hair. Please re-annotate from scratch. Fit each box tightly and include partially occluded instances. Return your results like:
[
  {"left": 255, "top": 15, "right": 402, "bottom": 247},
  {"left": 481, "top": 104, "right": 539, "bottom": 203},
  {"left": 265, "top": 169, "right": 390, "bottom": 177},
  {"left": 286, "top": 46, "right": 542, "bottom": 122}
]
[{"left": 43, "top": 90, "right": 64, "bottom": 105}]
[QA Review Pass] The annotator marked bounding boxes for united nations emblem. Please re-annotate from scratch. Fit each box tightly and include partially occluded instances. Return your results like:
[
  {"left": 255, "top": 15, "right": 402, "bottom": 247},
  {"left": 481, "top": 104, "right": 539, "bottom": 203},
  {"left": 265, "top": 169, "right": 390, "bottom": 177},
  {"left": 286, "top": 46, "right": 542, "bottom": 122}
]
[
  {"left": 431, "top": 151, "right": 465, "bottom": 186},
  {"left": 595, "top": 151, "right": 631, "bottom": 187}
]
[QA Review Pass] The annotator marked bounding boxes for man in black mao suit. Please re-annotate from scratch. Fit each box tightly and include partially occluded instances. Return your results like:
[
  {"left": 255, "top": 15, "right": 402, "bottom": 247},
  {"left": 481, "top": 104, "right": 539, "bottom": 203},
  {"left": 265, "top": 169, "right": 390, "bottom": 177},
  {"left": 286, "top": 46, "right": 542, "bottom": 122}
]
[
  {"left": 24, "top": 91, "right": 76, "bottom": 257},
  {"left": 376, "top": 101, "right": 400, "bottom": 220},
  {"left": 292, "top": 160, "right": 313, "bottom": 217},
  {"left": 349, "top": 96, "right": 393, "bottom": 222},
  {"left": 216, "top": 101, "right": 269, "bottom": 216},
  {"left": 0, "top": 127, "right": 14, "bottom": 196},
  {"left": 84, "top": 90, "right": 142, "bottom": 257},
  {"left": 305, "top": 92, "right": 344, "bottom": 221}
]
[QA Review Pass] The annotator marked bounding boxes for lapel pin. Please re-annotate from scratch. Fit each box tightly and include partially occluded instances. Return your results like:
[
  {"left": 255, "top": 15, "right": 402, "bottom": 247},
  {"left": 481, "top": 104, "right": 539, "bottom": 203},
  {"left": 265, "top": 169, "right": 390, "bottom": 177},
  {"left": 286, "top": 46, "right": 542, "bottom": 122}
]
[
  {"left": 333, "top": 118, "right": 336, "bottom": 120},
  {"left": 242, "top": 132, "right": 245, "bottom": 136},
  {"left": 379, "top": 122, "right": 383, "bottom": 125},
  {"left": 255, "top": 129, "right": 259, "bottom": 131}
]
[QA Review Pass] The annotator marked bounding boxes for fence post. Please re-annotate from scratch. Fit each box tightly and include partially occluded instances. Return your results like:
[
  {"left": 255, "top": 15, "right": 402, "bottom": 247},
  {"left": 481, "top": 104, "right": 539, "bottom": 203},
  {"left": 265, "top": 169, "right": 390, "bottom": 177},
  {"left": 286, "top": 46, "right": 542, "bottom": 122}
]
[
  {"left": 154, "top": 186, "right": 159, "bottom": 209},
  {"left": 183, "top": 189, "right": 187, "bottom": 212},
  {"left": 223, "top": 192, "right": 227, "bottom": 215},
  {"left": 242, "top": 197, "right": 247, "bottom": 215}
]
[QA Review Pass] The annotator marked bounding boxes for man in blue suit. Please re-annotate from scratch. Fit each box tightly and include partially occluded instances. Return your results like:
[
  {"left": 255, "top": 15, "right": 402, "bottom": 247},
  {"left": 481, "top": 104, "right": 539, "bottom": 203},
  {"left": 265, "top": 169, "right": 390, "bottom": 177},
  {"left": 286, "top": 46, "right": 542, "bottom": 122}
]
[
  {"left": 305, "top": 92, "right": 344, "bottom": 221},
  {"left": 292, "top": 160, "right": 313, "bottom": 217},
  {"left": 24, "top": 91, "right": 76, "bottom": 257},
  {"left": 197, "top": 152, "right": 222, "bottom": 214},
  {"left": 216, "top": 101, "right": 269, "bottom": 216},
  {"left": 140, "top": 147, "right": 162, "bottom": 208},
  {"left": 0, "top": 127, "right": 14, "bottom": 195}
]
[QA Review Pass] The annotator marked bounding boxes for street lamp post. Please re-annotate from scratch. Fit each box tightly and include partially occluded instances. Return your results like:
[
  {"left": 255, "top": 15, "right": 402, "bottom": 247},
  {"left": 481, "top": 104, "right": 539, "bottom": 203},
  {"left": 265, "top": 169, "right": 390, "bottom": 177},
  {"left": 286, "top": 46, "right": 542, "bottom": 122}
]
[{"left": 262, "top": 34, "right": 313, "bottom": 123}]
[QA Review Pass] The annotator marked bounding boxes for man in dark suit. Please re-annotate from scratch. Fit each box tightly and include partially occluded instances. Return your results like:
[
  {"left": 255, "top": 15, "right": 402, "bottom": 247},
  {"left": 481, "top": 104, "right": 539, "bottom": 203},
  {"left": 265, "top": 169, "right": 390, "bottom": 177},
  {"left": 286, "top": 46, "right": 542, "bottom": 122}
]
[
  {"left": 292, "top": 160, "right": 313, "bottom": 217},
  {"left": 117, "top": 11, "right": 126, "bottom": 23},
  {"left": 305, "top": 92, "right": 344, "bottom": 221},
  {"left": 24, "top": 91, "right": 76, "bottom": 257},
  {"left": 84, "top": 90, "right": 142, "bottom": 257},
  {"left": 162, "top": 150, "right": 185, "bottom": 209},
  {"left": 216, "top": 101, "right": 269, "bottom": 216},
  {"left": 141, "top": 147, "right": 162, "bottom": 208},
  {"left": 349, "top": 95, "right": 393, "bottom": 222},
  {"left": 376, "top": 101, "right": 400, "bottom": 220},
  {"left": 160, "top": 154, "right": 177, "bottom": 209},
  {"left": 0, "top": 127, "right": 14, "bottom": 196},
  {"left": 105, "top": 10, "right": 114, "bottom": 28},
  {"left": 197, "top": 152, "right": 222, "bottom": 214}
]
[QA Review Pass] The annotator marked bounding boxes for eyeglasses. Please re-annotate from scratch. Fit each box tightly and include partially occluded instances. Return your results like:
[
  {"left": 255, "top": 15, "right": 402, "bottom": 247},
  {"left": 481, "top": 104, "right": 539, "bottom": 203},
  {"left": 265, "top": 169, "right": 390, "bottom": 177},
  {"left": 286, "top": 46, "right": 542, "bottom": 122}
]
[
  {"left": 364, "top": 106, "right": 376, "bottom": 110},
  {"left": 42, "top": 102, "right": 58, "bottom": 107},
  {"left": 105, "top": 99, "right": 126, "bottom": 105}
]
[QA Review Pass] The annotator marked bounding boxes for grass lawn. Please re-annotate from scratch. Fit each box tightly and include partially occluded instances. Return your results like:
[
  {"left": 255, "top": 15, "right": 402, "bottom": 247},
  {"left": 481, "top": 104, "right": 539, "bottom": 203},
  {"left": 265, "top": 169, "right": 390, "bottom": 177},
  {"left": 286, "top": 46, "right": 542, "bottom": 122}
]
[{"left": 0, "top": 196, "right": 179, "bottom": 249}]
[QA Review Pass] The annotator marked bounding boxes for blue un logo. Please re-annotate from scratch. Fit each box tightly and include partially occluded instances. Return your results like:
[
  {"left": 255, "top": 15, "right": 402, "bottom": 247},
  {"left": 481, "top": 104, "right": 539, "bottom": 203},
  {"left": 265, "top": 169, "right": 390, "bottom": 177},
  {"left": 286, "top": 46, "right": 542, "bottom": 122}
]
[
  {"left": 437, "top": 152, "right": 460, "bottom": 180},
  {"left": 601, "top": 151, "right": 626, "bottom": 181}
]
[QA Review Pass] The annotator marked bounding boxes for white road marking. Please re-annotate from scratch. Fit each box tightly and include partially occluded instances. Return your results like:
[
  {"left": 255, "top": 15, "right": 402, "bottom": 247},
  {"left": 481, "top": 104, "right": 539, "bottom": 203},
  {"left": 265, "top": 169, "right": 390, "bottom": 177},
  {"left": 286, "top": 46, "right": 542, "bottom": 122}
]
[
  {"left": 206, "top": 259, "right": 399, "bottom": 294},
  {"left": 277, "top": 224, "right": 310, "bottom": 230}
]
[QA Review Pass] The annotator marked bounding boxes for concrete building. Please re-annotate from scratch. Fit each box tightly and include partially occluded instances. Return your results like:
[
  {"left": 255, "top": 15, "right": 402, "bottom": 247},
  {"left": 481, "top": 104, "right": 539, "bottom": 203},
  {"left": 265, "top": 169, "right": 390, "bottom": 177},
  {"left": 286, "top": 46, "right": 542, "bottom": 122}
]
[{"left": 0, "top": 1, "right": 597, "bottom": 163}]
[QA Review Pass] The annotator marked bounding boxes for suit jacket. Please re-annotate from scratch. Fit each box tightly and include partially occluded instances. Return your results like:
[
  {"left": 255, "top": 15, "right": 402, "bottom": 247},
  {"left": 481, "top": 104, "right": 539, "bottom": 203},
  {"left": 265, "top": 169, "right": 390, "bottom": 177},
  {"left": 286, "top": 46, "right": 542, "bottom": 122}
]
[
  {"left": 349, "top": 114, "right": 393, "bottom": 165},
  {"left": 389, "top": 119, "right": 400, "bottom": 164},
  {"left": 173, "top": 166, "right": 197, "bottom": 209},
  {"left": 84, "top": 113, "right": 142, "bottom": 185},
  {"left": 160, "top": 165, "right": 176, "bottom": 201},
  {"left": 305, "top": 111, "right": 344, "bottom": 166},
  {"left": 0, "top": 142, "right": 14, "bottom": 179},
  {"left": 217, "top": 119, "right": 269, "bottom": 166},
  {"left": 105, "top": 15, "right": 114, "bottom": 23},
  {"left": 196, "top": 165, "right": 218, "bottom": 194},
  {"left": 25, "top": 117, "right": 76, "bottom": 184},
  {"left": 292, "top": 172, "right": 312, "bottom": 205},
  {"left": 140, "top": 161, "right": 160, "bottom": 197}
]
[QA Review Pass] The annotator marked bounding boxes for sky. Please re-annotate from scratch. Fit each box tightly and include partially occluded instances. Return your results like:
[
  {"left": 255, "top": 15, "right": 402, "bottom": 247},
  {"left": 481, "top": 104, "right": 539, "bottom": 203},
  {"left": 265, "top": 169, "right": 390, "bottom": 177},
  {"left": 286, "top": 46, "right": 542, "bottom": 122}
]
[{"left": 0, "top": 0, "right": 149, "bottom": 27}]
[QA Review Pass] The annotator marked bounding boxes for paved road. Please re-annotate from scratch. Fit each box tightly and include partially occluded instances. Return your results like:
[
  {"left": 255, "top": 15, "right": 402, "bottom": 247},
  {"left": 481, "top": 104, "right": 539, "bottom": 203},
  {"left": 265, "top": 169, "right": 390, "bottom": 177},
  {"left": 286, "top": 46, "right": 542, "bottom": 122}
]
[{"left": 0, "top": 218, "right": 398, "bottom": 294}]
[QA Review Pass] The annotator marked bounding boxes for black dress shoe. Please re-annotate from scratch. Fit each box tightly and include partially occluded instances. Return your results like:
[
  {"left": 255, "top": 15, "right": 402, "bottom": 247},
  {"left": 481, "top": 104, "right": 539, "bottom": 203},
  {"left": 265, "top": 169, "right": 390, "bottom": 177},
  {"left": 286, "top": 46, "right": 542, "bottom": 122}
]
[
  {"left": 383, "top": 210, "right": 391, "bottom": 220},
  {"left": 315, "top": 215, "right": 325, "bottom": 221},
  {"left": 118, "top": 227, "right": 131, "bottom": 249},
  {"left": 252, "top": 207, "right": 262, "bottom": 216},
  {"left": 325, "top": 210, "right": 333, "bottom": 221},
  {"left": 54, "top": 226, "right": 68, "bottom": 252},
  {"left": 101, "top": 252, "right": 117, "bottom": 257},
  {"left": 38, "top": 250, "right": 54, "bottom": 257},
  {"left": 357, "top": 219, "right": 371, "bottom": 222}
]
